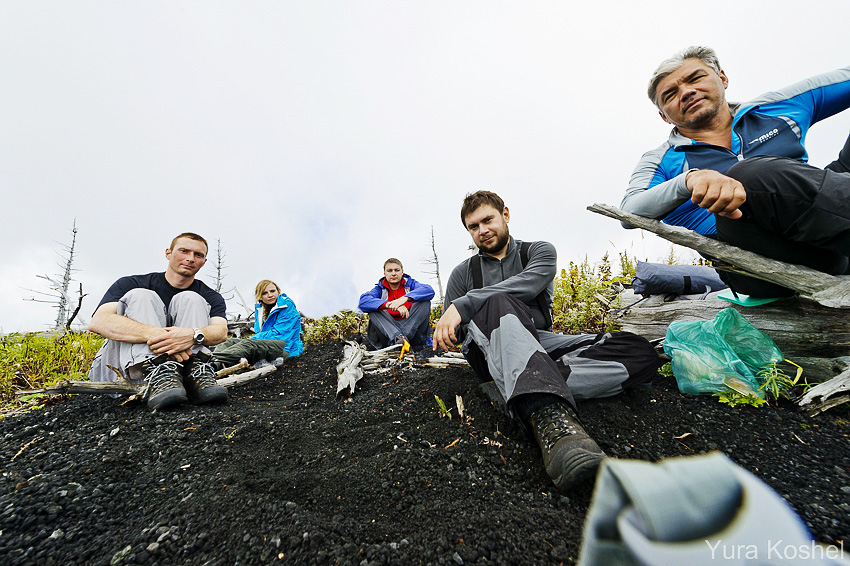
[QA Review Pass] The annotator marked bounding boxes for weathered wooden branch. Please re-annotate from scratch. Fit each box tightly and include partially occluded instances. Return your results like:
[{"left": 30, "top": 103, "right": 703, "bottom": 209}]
[
  {"left": 216, "top": 364, "right": 277, "bottom": 387},
  {"left": 18, "top": 380, "right": 143, "bottom": 397},
  {"left": 440, "top": 352, "right": 465, "bottom": 359},
  {"left": 16, "top": 361, "right": 275, "bottom": 397},
  {"left": 588, "top": 203, "right": 850, "bottom": 308},
  {"left": 796, "top": 367, "right": 850, "bottom": 416},
  {"left": 337, "top": 341, "right": 365, "bottom": 397},
  {"left": 65, "top": 283, "right": 87, "bottom": 331},
  {"left": 216, "top": 359, "right": 250, "bottom": 378},
  {"left": 423, "top": 357, "right": 470, "bottom": 366}
]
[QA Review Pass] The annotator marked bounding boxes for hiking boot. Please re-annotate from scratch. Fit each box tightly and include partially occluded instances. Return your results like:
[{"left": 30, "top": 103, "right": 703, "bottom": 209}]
[
  {"left": 184, "top": 353, "right": 228, "bottom": 404},
  {"left": 529, "top": 402, "right": 606, "bottom": 491},
  {"left": 144, "top": 357, "right": 187, "bottom": 410}
]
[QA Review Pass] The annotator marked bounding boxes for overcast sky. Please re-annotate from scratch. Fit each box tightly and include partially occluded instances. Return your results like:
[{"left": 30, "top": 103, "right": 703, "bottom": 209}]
[{"left": 2, "top": 1, "right": 849, "bottom": 333}]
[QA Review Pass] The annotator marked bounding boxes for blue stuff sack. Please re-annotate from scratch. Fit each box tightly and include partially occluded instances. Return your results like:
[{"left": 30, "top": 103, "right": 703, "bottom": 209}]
[
  {"left": 662, "top": 308, "right": 783, "bottom": 397},
  {"left": 632, "top": 261, "right": 727, "bottom": 296}
]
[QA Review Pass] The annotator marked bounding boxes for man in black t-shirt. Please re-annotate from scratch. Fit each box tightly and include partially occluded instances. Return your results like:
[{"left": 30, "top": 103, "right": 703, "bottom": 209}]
[{"left": 88, "top": 232, "right": 229, "bottom": 409}]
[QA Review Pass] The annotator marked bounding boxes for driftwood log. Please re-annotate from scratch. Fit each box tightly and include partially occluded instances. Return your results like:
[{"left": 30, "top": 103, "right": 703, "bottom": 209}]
[
  {"left": 588, "top": 203, "right": 850, "bottom": 308},
  {"left": 16, "top": 360, "right": 276, "bottom": 397},
  {"left": 337, "top": 342, "right": 471, "bottom": 396},
  {"left": 336, "top": 342, "right": 365, "bottom": 397},
  {"left": 616, "top": 290, "right": 850, "bottom": 364},
  {"left": 797, "top": 367, "right": 850, "bottom": 416}
]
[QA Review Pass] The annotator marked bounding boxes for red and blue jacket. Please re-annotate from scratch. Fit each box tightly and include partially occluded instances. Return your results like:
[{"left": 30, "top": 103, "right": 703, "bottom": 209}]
[{"left": 358, "top": 275, "right": 435, "bottom": 313}]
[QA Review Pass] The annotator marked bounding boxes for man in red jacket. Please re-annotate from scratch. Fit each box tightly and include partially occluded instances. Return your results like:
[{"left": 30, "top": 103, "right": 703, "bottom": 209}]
[{"left": 358, "top": 258, "right": 435, "bottom": 350}]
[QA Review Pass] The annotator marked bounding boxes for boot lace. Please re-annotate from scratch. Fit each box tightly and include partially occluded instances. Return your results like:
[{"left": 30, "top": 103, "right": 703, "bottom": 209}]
[
  {"left": 535, "top": 404, "right": 579, "bottom": 452},
  {"left": 188, "top": 358, "right": 218, "bottom": 388},
  {"left": 146, "top": 360, "right": 183, "bottom": 393}
]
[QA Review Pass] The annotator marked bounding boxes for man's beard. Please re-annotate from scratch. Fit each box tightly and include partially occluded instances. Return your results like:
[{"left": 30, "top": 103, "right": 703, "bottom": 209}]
[
  {"left": 681, "top": 100, "right": 722, "bottom": 130},
  {"left": 478, "top": 227, "right": 510, "bottom": 254}
]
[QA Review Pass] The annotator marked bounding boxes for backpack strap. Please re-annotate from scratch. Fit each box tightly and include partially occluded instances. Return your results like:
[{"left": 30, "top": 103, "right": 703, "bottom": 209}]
[
  {"left": 519, "top": 240, "right": 531, "bottom": 267},
  {"left": 471, "top": 254, "right": 483, "bottom": 290},
  {"left": 522, "top": 241, "right": 553, "bottom": 331}
]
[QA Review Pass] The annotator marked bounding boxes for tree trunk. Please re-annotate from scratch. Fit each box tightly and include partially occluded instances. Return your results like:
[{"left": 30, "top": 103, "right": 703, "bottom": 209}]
[{"left": 588, "top": 203, "right": 850, "bottom": 308}]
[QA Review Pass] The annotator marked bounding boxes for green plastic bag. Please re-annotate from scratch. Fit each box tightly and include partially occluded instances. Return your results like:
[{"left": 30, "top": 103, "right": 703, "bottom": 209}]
[{"left": 662, "top": 308, "right": 784, "bottom": 397}]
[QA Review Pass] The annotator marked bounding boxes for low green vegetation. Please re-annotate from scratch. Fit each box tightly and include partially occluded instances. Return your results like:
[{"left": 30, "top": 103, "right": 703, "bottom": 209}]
[
  {"left": 715, "top": 390, "right": 768, "bottom": 408},
  {"left": 434, "top": 394, "right": 452, "bottom": 419},
  {"left": 303, "top": 310, "right": 368, "bottom": 343},
  {"left": 551, "top": 252, "right": 636, "bottom": 334},
  {"left": 757, "top": 360, "right": 804, "bottom": 401},
  {"left": 0, "top": 331, "right": 103, "bottom": 414}
]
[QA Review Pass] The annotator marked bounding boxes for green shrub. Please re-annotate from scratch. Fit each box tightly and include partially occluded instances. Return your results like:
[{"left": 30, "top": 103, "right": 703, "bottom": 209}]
[
  {"left": 0, "top": 331, "right": 103, "bottom": 411},
  {"left": 430, "top": 302, "right": 443, "bottom": 324},
  {"left": 303, "top": 310, "right": 368, "bottom": 343},
  {"left": 552, "top": 253, "right": 628, "bottom": 334}
]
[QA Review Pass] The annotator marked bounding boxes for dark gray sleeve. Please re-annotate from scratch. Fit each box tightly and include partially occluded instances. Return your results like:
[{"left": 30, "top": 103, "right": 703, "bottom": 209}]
[
  {"left": 443, "top": 261, "right": 470, "bottom": 316},
  {"left": 449, "top": 241, "right": 557, "bottom": 324}
]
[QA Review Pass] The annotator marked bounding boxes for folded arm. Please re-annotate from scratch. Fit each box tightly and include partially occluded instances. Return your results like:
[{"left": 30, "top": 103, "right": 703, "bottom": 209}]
[{"left": 89, "top": 303, "right": 227, "bottom": 362}]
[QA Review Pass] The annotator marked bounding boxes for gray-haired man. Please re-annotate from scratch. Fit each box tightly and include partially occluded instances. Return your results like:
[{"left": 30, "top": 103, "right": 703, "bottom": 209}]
[{"left": 622, "top": 46, "right": 850, "bottom": 297}]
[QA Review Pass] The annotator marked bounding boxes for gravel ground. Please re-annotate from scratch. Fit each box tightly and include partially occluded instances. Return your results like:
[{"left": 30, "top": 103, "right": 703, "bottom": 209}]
[{"left": 1, "top": 342, "right": 849, "bottom": 565}]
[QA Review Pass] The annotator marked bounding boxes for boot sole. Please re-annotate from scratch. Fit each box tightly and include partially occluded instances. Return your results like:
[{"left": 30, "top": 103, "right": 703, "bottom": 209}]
[
  {"left": 549, "top": 450, "right": 605, "bottom": 492},
  {"left": 148, "top": 387, "right": 188, "bottom": 410},
  {"left": 191, "top": 385, "right": 228, "bottom": 405}
]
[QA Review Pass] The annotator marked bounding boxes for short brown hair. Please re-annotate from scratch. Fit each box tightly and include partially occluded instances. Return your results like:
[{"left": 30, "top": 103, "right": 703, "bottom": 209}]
[
  {"left": 460, "top": 191, "right": 505, "bottom": 227},
  {"left": 383, "top": 258, "right": 403, "bottom": 270},
  {"left": 169, "top": 232, "right": 209, "bottom": 255}
]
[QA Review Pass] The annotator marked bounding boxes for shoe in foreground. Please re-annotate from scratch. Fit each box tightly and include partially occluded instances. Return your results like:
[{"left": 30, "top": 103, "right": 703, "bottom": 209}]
[{"left": 530, "top": 402, "right": 606, "bottom": 491}]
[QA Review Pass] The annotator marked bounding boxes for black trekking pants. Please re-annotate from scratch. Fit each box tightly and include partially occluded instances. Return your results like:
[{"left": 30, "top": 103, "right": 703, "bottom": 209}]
[
  {"left": 715, "top": 132, "right": 850, "bottom": 297},
  {"left": 461, "top": 293, "right": 658, "bottom": 411}
]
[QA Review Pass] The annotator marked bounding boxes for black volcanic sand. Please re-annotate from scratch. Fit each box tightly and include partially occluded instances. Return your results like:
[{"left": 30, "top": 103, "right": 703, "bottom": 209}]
[{"left": 1, "top": 342, "right": 849, "bottom": 565}]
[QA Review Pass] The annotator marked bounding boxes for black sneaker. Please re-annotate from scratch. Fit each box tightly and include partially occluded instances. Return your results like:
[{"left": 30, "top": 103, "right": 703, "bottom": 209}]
[
  {"left": 184, "top": 353, "right": 228, "bottom": 404},
  {"left": 529, "top": 402, "right": 606, "bottom": 491},
  {"left": 144, "top": 358, "right": 187, "bottom": 410}
]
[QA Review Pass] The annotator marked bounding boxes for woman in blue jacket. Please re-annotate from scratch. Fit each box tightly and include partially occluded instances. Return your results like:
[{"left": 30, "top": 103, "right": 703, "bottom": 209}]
[{"left": 252, "top": 279, "right": 303, "bottom": 357}]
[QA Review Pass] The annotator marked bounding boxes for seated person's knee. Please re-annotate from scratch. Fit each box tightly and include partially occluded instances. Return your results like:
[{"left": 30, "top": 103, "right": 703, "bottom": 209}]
[{"left": 169, "top": 290, "right": 206, "bottom": 309}]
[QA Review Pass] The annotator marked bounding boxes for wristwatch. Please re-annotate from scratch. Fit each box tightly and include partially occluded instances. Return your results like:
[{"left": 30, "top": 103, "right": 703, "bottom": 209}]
[{"left": 192, "top": 328, "right": 205, "bottom": 345}]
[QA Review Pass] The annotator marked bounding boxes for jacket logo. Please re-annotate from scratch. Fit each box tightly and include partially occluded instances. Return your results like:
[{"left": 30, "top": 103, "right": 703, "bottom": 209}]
[{"left": 747, "top": 128, "right": 779, "bottom": 146}]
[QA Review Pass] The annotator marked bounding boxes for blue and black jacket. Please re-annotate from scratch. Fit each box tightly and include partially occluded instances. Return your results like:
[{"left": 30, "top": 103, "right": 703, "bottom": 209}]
[{"left": 622, "top": 67, "right": 850, "bottom": 235}]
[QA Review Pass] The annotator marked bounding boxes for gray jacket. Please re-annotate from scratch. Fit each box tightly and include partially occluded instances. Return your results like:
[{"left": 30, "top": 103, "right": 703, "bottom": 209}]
[{"left": 444, "top": 238, "right": 556, "bottom": 330}]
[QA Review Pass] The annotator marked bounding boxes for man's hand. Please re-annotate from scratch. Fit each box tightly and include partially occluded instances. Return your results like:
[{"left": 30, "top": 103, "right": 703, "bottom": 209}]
[
  {"left": 147, "top": 327, "right": 195, "bottom": 362},
  {"left": 386, "top": 297, "right": 409, "bottom": 311},
  {"left": 433, "top": 304, "right": 462, "bottom": 351},
  {"left": 686, "top": 169, "right": 746, "bottom": 219},
  {"left": 396, "top": 305, "right": 409, "bottom": 318}
]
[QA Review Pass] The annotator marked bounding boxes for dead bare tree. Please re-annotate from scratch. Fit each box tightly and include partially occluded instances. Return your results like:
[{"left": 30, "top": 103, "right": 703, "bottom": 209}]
[
  {"left": 64, "top": 283, "right": 87, "bottom": 331},
  {"left": 208, "top": 238, "right": 233, "bottom": 299},
  {"left": 422, "top": 225, "right": 445, "bottom": 304},
  {"left": 24, "top": 221, "right": 86, "bottom": 330}
]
